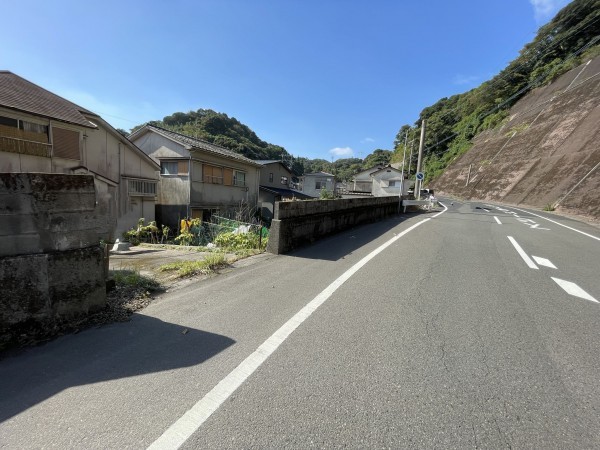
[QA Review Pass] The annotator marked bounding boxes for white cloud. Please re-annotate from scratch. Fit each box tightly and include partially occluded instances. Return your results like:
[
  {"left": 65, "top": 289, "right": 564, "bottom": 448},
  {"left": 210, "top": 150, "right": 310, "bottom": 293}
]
[
  {"left": 360, "top": 137, "right": 375, "bottom": 144},
  {"left": 329, "top": 147, "right": 354, "bottom": 158},
  {"left": 529, "top": 0, "right": 569, "bottom": 23},
  {"left": 453, "top": 74, "right": 479, "bottom": 86}
]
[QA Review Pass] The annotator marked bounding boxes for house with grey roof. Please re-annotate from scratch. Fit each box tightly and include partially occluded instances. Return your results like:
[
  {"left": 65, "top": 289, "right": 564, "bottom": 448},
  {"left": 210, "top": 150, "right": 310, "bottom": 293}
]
[
  {"left": 254, "top": 160, "right": 311, "bottom": 222},
  {"left": 300, "top": 171, "right": 336, "bottom": 198},
  {"left": 129, "top": 125, "right": 263, "bottom": 230},
  {"left": 0, "top": 71, "right": 160, "bottom": 241}
]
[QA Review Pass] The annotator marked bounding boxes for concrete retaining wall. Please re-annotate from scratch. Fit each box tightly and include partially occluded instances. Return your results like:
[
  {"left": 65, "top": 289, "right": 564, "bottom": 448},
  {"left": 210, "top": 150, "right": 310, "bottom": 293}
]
[
  {"left": 267, "top": 196, "right": 400, "bottom": 254},
  {"left": 0, "top": 173, "right": 107, "bottom": 349}
]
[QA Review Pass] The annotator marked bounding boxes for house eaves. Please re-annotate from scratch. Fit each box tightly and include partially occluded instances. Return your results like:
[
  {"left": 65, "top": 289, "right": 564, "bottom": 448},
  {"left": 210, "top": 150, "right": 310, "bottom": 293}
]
[
  {"left": 140, "top": 125, "right": 263, "bottom": 168},
  {"left": 0, "top": 71, "right": 99, "bottom": 129}
]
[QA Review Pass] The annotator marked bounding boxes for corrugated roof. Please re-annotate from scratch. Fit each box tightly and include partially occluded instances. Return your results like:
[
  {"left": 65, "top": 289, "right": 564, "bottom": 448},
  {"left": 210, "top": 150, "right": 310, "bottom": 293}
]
[
  {"left": 0, "top": 71, "right": 98, "bottom": 128},
  {"left": 145, "top": 125, "right": 263, "bottom": 167}
]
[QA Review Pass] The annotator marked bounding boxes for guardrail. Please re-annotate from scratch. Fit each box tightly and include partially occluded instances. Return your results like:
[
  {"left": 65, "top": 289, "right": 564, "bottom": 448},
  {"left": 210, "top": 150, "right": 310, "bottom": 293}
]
[{"left": 401, "top": 199, "right": 435, "bottom": 213}]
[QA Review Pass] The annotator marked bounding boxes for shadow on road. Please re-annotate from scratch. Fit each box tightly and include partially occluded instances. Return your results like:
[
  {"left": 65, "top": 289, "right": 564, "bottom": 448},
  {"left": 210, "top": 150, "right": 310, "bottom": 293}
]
[
  {"left": 0, "top": 314, "right": 235, "bottom": 423},
  {"left": 285, "top": 212, "right": 434, "bottom": 261}
]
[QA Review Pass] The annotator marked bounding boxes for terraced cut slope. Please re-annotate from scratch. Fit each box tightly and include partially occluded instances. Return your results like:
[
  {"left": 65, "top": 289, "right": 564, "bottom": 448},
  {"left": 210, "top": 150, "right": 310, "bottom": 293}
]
[{"left": 433, "top": 56, "right": 600, "bottom": 223}]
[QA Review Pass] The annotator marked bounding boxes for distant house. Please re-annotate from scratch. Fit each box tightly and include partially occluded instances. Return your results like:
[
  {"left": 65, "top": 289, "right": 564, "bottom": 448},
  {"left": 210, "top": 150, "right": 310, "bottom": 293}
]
[
  {"left": 0, "top": 71, "right": 160, "bottom": 241},
  {"left": 370, "top": 166, "right": 412, "bottom": 196},
  {"left": 301, "top": 171, "right": 335, "bottom": 198},
  {"left": 350, "top": 165, "right": 385, "bottom": 193},
  {"left": 255, "top": 160, "right": 311, "bottom": 221},
  {"left": 129, "top": 125, "right": 262, "bottom": 230}
]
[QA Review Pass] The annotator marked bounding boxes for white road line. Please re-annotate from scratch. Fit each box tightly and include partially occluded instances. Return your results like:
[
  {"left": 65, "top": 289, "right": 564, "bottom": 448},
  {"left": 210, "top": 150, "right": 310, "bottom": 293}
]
[
  {"left": 433, "top": 201, "right": 449, "bottom": 218},
  {"left": 483, "top": 208, "right": 490, "bottom": 212},
  {"left": 507, "top": 236, "right": 539, "bottom": 269},
  {"left": 551, "top": 278, "right": 598, "bottom": 303},
  {"left": 494, "top": 216, "right": 502, "bottom": 225},
  {"left": 532, "top": 256, "right": 557, "bottom": 269},
  {"left": 147, "top": 213, "right": 445, "bottom": 450},
  {"left": 510, "top": 206, "right": 600, "bottom": 242}
]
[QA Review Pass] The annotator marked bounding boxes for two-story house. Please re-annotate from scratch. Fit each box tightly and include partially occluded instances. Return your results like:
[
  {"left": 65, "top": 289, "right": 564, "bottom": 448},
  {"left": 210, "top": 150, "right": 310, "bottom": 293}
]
[
  {"left": 301, "top": 171, "right": 335, "bottom": 198},
  {"left": 129, "top": 125, "right": 262, "bottom": 230},
  {"left": 0, "top": 71, "right": 160, "bottom": 240},
  {"left": 255, "top": 160, "right": 311, "bottom": 221}
]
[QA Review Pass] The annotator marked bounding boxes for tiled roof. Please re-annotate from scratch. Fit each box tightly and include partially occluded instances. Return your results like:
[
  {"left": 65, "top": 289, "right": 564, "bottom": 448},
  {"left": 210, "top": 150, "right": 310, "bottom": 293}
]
[
  {"left": 0, "top": 71, "right": 98, "bottom": 128},
  {"left": 254, "top": 160, "right": 280, "bottom": 165},
  {"left": 145, "top": 125, "right": 263, "bottom": 167}
]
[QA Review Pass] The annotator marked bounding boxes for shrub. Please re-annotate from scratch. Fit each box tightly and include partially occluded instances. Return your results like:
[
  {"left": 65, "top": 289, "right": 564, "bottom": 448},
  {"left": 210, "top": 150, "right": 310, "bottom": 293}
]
[{"left": 214, "top": 231, "right": 266, "bottom": 251}]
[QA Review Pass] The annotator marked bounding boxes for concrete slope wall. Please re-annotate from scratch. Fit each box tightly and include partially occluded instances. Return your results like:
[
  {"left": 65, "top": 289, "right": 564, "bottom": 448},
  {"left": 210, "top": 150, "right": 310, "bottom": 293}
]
[
  {"left": 433, "top": 57, "right": 600, "bottom": 222},
  {"left": 0, "top": 173, "right": 107, "bottom": 349},
  {"left": 267, "top": 196, "right": 400, "bottom": 254}
]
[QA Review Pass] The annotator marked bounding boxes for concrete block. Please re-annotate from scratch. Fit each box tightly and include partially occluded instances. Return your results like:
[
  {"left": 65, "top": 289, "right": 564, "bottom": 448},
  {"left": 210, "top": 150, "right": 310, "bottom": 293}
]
[
  {"left": 48, "top": 246, "right": 106, "bottom": 317},
  {"left": 0, "top": 253, "right": 50, "bottom": 325}
]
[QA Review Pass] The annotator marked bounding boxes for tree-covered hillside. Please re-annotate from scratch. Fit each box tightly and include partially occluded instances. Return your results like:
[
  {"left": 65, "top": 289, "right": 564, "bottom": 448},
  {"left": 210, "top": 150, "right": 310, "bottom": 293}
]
[
  {"left": 392, "top": 0, "right": 600, "bottom": 182},
  {"left": 130, "top": 109, "right": 391, "bottom": 180},
  {"left": 131, "top": 109, "right": 288, "bottom": 161}
]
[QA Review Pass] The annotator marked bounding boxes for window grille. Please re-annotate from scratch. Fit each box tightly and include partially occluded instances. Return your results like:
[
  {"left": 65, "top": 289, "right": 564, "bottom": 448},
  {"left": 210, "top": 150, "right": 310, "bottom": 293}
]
[{"left": 128, "top": 179, "right": 157, "bottom": 196}]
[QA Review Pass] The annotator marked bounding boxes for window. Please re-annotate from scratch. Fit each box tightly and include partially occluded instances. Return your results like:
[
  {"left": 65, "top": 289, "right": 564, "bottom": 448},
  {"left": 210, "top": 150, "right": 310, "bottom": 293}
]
[
  {"left": 269, "top": 172, "right": 273, "bottom": 182},
  {"left": 315, "top": 178, "right": 327, "bottom": 190},
  {"left": 128, "top": 179, "right": 157, "bottom": 197},
  {"left": 234, "top": 171, "right": 246, "bottom": 186},
  {"left": 388, "top": 181, "right": 397, "bottom": 187},
  {"left": 52, "top": 127, "right": 80, "bottom": 160},
  {"left": 223, "top": 168, "right": 233, "bottom": 185},
  {"left": 160, "top": 160, "right": 189, "bottom": 175},
  {"left": 0, "top": 115, "right": 51, "bottom": 157},
  {"left": 280, "top": 176, "right": 288, "bottom": 185},
  {"left": 203, "top": 164, "right": 223, "bottom": 184}
]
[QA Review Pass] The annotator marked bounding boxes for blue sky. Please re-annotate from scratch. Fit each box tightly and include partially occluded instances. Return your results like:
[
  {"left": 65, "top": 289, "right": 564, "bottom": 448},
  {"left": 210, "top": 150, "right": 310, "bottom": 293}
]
[{"left": 2, "top": 0, "right": 571, "bottom": 160}]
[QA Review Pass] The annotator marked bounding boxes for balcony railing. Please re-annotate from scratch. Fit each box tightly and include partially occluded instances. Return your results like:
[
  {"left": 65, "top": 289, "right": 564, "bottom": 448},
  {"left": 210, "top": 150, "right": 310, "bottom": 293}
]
[{"left": 0, "top": 135, "right": 52, "bottom": 157}]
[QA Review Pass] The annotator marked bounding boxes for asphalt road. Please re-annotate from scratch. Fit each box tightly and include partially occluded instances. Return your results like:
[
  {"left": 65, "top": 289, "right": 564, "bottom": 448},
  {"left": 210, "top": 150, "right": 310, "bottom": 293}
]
[{"left": 1, "top": 199, "right": 599, "bottom": 448}]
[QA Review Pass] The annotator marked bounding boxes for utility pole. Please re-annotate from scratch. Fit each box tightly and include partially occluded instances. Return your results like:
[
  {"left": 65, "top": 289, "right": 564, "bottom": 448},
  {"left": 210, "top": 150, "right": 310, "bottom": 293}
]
[
  {"left": 398, "top": 129, "right": 408, "bottom": 212},
  {"left": 415, "top": 119, "right": 426, "bottom": 199}
]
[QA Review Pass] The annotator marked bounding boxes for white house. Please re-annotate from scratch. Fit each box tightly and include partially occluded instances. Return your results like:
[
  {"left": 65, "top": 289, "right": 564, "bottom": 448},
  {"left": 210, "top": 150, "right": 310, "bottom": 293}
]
[
  {"left": 0, "top": 71, "right": 160, "bottom": 240},
  {"left": 350, "top": 165, "right": 385, "bottom": 193},
  {"left": 370, "top": 166, "right": 413, "bottom": 196}
]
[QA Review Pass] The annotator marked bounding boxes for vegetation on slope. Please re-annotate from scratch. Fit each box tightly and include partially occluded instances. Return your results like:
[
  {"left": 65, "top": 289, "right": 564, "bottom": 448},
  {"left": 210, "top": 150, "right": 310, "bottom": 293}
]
[{"left": 391, "top": 0, "right": 600, "bottom": 182}]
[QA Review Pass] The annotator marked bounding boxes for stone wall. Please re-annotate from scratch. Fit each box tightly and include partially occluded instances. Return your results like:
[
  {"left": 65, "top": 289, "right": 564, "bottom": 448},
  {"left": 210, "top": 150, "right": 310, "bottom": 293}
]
[
  {"left": 267, "top": 196, "right": 401, "bottom": 254},
  {"left": 0, "top": 173, "right": 107, "bottom": 349}
]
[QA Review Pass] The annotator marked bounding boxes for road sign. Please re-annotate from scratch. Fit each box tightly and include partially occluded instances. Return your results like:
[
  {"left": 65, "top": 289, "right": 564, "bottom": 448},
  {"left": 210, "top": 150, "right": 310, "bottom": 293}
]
[{"left": 416, "top": 172, "right": 424, "bottom": 181}]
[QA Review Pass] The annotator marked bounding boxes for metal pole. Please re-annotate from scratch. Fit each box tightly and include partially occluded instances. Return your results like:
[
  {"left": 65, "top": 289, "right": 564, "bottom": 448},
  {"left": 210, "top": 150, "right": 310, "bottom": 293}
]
[{"left": 416, "top": 120, "right": 426, "bottom": 199}]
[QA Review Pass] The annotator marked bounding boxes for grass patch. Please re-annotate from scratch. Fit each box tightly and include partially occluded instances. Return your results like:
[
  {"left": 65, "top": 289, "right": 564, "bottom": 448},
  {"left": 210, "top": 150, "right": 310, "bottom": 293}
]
[
  {"left": 543, "top": 203, "right": 556, "bottom": 212},
  {"left": 158, "top": 253, "right": 230, "bottom": 278},
  {"left": 110, "top": 269, "right": 161, "bottom": 291}
]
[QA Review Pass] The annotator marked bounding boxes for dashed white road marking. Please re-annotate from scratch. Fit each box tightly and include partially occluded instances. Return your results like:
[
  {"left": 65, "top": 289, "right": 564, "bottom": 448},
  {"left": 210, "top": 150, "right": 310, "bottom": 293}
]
[
  {"left": 551, "top": 278, "right": 598, "bottom": 303},
  {"left": 494, "top": 216, "right": 502, "bottom": 225},
  {"left": 148, "top": 210, "right": 447, "bottom": 450},
  {"left": 508, "top": 236, "right": 539, "bottom": 269},
  {"left": 483, "top": 208, "right": 490, "bottom": 212},
  {"left": 532, "top": 256, "right": 557, "bottom": 269}
]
